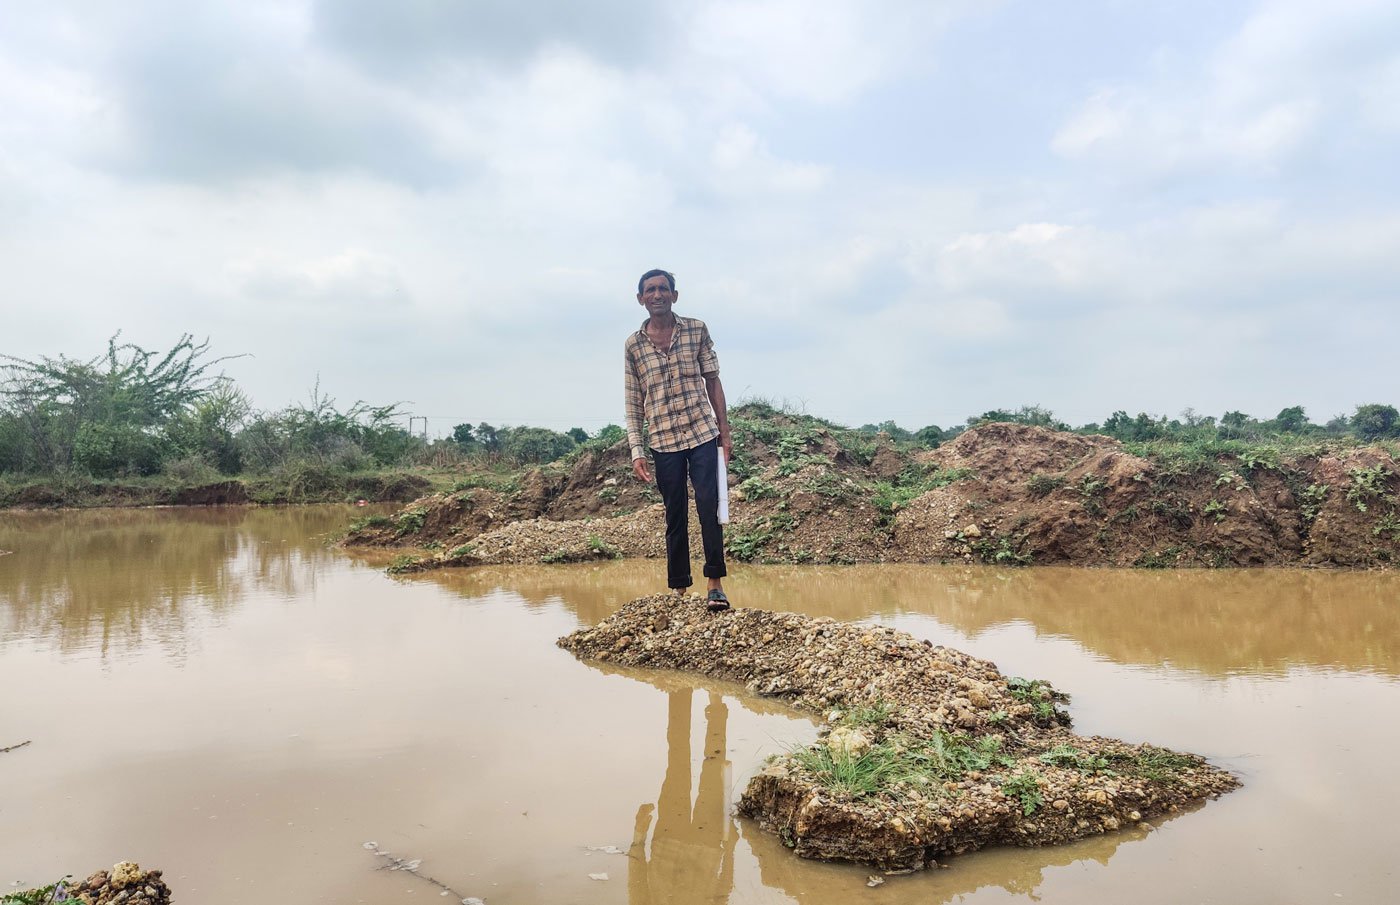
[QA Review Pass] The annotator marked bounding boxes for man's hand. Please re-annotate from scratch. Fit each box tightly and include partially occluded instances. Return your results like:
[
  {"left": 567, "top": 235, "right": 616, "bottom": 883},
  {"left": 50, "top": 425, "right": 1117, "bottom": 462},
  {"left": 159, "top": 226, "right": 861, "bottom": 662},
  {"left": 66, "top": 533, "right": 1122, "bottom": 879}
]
[
  {"left": 719, "top": 429, "right": 732, "bottom": 464},
  {"left": 633, "top": 457, "right": 651, "bottom": 482}
]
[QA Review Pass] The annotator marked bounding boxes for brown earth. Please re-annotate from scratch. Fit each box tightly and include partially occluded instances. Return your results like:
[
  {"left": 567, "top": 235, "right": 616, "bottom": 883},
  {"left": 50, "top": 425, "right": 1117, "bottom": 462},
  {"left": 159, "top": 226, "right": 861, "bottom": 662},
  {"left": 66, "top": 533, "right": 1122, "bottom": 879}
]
[
  {"left": 346, "top": 417, "right": 1400, "bottom": 571},
  {"left": 560, "top": 596, "right": 1238, "bottom": 870}
]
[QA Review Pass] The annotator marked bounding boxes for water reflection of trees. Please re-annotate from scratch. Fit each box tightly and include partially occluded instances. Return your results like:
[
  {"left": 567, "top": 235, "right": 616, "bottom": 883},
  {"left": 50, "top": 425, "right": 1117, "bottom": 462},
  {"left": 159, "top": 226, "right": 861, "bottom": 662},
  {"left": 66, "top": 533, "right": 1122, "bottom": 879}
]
[
  {"left": 418, "top": 560, "right": 1400, "bottom": 678},
  {"left": 0, "top": 507, "right": 359, "bottom": 656}
]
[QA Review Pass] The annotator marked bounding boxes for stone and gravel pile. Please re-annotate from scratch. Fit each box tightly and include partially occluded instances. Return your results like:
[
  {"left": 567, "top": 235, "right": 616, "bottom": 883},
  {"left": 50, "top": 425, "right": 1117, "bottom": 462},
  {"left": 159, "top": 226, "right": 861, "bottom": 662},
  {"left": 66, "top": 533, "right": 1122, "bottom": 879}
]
[
  {"left": 61, "top": 862, "right": 171, "bottom": 905},
  {"left": 560, "top": 595, "right": 1239, "bottom": 871}
]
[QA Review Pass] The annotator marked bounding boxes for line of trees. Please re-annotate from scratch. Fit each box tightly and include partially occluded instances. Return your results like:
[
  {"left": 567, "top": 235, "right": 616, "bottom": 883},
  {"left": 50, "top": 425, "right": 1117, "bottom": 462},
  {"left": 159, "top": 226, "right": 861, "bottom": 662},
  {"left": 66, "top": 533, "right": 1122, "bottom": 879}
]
[
  {"left": 0, "top": 336, "right": 619, "bottom": 480},
  {"left": 859, "top": 403, "right": 1400, "bottom": 448}
]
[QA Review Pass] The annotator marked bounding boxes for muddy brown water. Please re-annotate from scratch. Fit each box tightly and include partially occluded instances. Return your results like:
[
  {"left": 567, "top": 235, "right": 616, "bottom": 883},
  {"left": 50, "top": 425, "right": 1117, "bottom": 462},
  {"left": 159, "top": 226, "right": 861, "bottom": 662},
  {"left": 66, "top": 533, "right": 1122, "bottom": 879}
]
[{"left": 2, "top": 508, "right": 1398, "bottom": 904}]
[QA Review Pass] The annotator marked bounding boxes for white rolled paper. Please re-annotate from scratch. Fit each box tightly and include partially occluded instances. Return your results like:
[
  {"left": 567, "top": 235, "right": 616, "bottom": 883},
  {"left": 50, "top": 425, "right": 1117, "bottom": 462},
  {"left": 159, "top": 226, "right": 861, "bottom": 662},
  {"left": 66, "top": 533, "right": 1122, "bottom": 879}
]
[{"left": 717, "top": 446, "right": 729, "bottom": 524}]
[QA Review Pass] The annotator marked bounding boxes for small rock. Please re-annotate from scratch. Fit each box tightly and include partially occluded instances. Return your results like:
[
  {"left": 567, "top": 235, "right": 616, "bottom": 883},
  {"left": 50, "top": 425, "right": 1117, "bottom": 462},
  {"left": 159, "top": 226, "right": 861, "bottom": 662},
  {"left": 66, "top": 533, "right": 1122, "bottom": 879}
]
[
  {"left": 866, "top": 876, "right": 885, "bottom": 887},
  {"left": 588, "top": 872, "right": 609, "bottom": 881}
]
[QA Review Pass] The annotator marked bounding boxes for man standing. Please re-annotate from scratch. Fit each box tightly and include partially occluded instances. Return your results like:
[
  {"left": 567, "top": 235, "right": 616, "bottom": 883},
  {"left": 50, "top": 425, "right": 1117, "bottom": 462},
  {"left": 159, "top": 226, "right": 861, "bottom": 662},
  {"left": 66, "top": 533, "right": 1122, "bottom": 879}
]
[{"left": 624, "top": 269, "right": 732, "bottom": 611}]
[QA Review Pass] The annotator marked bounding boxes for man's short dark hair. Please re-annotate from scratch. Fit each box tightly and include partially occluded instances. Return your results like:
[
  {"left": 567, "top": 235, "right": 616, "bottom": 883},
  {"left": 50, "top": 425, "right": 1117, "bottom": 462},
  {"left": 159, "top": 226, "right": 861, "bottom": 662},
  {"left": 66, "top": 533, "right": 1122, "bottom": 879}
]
[{"left": 638, "top": 269, "right": 676, "bottom": 293}]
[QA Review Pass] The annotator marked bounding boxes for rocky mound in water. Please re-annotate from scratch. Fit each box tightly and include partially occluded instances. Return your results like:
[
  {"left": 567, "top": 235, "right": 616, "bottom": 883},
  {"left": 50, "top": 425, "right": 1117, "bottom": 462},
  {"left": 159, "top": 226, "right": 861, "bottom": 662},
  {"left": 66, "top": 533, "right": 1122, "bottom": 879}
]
[
  {"left": 559, "top": 596, "right": 1238, "bottom": 871},
  {"left": 348, "top": 406, "right": 1400, "bottom": 571},
  {"left": 28, "top": 862, "right": 173, "bottom": 905}
]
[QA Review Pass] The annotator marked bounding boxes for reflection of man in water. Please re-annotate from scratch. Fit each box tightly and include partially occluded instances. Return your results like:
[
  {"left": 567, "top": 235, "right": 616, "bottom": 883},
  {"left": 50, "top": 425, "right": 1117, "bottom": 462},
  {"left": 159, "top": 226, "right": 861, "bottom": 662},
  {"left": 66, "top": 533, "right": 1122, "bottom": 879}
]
[{"left": 628, "top": 690, "right": 736, "bottom": 904}]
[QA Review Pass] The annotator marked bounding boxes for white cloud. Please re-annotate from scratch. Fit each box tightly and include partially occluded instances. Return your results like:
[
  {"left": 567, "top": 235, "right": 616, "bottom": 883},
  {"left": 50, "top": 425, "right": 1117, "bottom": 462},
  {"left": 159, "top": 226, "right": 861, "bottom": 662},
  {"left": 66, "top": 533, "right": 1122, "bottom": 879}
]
[{"left": 1052, "top": 0, "right": 1400, "bottom": 174}]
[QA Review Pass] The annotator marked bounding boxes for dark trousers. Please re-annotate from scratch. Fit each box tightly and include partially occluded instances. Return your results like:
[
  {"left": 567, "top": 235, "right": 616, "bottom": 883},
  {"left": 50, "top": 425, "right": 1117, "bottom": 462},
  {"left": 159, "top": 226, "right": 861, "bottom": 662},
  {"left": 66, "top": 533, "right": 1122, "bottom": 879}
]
[{"left": 652, "top": 438, "right": 727, "bottom": 590}]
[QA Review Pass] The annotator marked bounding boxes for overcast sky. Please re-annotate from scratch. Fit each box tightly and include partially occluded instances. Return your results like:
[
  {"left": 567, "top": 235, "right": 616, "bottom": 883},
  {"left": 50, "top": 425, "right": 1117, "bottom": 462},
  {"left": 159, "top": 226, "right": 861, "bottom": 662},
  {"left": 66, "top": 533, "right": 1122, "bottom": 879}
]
[{"left": 3, "top": 0, "right": 1397, "bottom": 434}]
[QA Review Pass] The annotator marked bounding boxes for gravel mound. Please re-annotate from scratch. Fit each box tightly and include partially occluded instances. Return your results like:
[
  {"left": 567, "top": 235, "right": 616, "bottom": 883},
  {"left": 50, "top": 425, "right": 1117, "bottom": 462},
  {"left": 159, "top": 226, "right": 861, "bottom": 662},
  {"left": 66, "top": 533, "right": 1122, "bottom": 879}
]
[{"left": 560, "top": 596, "right": 1239, "bottom": 870}]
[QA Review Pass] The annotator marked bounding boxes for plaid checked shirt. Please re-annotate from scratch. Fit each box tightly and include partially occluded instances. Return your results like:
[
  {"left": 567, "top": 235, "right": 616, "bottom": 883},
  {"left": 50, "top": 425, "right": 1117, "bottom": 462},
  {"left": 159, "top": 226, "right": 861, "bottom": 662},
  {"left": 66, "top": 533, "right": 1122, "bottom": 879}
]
[{"left": 624, "top": 315, "right": 721, "bottom": 461}]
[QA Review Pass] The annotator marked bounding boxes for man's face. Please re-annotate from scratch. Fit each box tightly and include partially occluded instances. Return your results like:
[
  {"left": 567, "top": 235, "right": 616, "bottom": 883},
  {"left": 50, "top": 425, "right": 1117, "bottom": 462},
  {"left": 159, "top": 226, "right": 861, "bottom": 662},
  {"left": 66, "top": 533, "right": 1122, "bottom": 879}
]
[{"left": 637, "top": 275, "right": 677, "bottom": 318}]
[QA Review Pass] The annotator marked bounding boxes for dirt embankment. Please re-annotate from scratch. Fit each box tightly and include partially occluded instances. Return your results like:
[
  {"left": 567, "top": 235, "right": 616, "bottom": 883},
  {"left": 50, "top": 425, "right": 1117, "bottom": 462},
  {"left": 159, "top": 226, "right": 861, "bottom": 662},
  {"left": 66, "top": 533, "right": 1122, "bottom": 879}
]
[
  {"left": 560, "top": 596, "right": 1237, "bottom": 870},
  {"left": 1, "top": 472, "right": 431, "bottom": 509},
  {"left": 345, "top": 414, "right": 1400, "bottom": 571}
]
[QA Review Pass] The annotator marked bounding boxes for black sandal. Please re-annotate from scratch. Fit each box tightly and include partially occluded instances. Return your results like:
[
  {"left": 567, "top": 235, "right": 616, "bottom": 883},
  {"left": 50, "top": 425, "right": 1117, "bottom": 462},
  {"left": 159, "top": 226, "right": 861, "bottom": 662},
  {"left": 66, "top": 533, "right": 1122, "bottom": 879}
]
[{"left": 706, "top": 589, "right": 731, "bottom": 612}]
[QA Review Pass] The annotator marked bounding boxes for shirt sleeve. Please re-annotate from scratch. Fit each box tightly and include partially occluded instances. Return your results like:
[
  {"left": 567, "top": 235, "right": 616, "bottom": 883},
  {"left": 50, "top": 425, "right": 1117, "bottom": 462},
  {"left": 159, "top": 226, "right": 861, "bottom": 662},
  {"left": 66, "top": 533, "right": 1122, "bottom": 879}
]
[
  {"left": 697, "top": 321, "right": 720, "bottom": 376},
  {"left": 623, "top": 340, "right": 647, "bottom": 462}
]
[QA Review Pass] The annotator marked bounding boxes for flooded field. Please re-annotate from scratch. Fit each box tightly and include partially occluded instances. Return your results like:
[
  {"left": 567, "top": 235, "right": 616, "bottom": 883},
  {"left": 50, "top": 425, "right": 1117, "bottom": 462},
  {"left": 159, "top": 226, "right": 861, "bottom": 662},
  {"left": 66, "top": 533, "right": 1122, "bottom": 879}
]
[{"left": 2, "top": 507, "right": 1399, "bottom": 904}]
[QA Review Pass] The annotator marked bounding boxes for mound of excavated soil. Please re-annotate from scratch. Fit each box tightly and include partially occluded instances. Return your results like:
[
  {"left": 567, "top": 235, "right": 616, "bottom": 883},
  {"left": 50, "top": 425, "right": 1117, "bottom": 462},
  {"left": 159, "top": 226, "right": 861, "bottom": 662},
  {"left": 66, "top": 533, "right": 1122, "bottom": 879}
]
[
  {"left": 559, "top": 597, "right": 1238, "bottom": 870},
  {"left": 349, "top": 419, "right": 1400, "bottom": 571}
]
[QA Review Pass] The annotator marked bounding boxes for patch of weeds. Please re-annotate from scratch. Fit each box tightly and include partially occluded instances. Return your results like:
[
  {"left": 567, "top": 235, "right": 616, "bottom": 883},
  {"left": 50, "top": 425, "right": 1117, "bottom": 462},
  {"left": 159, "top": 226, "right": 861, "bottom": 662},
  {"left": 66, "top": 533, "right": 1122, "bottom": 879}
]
[
  {"left": 1111, "top": 503, "right": 1141, "bottom": 525},
  {"left": 1374, "top": 511, "right": 1400, "bottom": 541},
  {"left": 1149, "top": 496, "right": 1195, "bottom": 529},
  {"left": 1111, "top": 746, "right": 1198, "bottom": 783},
  {"left": 1077, "top": 474, "right": 1107, "bottom": 515},
  {"left": 1026, "top": 473, "right": 1067, "bottom": 499},
  {"left": 540, "top": 548, "right": 573, "bottom": 564},
  {"left": 973, "top": 535, "right": 1033, "bottom": 566},
  {"left": 451, "top": 473, "right": 519, "bottom": 494},
  {"left": 447, "top": 543, "right": 475, "bottom": 559},
  {"left": 386, "top": 553, "right": 426, "bottom": 574},
  {"left": 1038, "top": 744, "right": 1112, "bottom": 774},
  {"left": 727, "top": 521, "right": 774, "bottom": 561},
  {"left": 998, "top": 771, "right": 1044, "bottom": 816},
  {"left": 597, "top": 484, "right": 619, "bottom": 503},
  {"left": 2, "top": 878, "right": 73, "bottom": 905},
  {"left": 1134, "top": 546, "right": 1183, "bottom": 569},
  {"left": 1299, "top": 483, "right": 1328, "bottom": 522},
  {"left": 347, "top": 514, "right": 392, "bottom": 533},
  {"left": 1347, "top": 464, "right": 1394, "bottom": 513},
  {"left": 738, "top": 475, "right": 781, "bottom": 500},
  {"left": 1006, "top": 676, "right": 1068, "bottom": 724},
  {"left": 1203, "top": 499, "right": 1227, "bottom": 523},
  {"left": 587, "top": 533, "right": 621, "bottom": 559},
  {"left": 789, "top": 729, "right": 1012, "bottom": 801},
  {"left": 838, "top": 701, "right": 894, "bottom": 728},
  {"left": 394, "top": 508, "right": 427, "bottom": 537},
  {"left": 987, "top": 709, "right": 1010, "bottom": 725}
]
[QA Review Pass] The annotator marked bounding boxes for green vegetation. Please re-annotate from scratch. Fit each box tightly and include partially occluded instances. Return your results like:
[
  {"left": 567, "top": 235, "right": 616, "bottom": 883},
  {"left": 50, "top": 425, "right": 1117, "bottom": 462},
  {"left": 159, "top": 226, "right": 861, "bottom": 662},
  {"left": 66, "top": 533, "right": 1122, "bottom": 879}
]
[
  {"left": 998, "top": 771, "right": 1044, "bottom": 816},
  {"left": 0, "top": 335, "right": 624, "bottom": 507},
  {"left": 1038, "top": 744, "right": 1112, "bottom": 774},
  {"left": 1346, "top": 464, "right": 1394, "bottom": 513},
  {"left": 1, "top": 878, "right": 73, "bottom": 905},
  {"left": 1110, "top": 747, "right": 1199, "bottom": 783},
  {"left": 1026, "top": 473, "right": 1067, "bottom": 499},
  {"left": 1006, "top": 676, "right": 1068, "bottom": 724},
  {"left": 789, "top": 728, "right": 1013, "bottom": 801}
]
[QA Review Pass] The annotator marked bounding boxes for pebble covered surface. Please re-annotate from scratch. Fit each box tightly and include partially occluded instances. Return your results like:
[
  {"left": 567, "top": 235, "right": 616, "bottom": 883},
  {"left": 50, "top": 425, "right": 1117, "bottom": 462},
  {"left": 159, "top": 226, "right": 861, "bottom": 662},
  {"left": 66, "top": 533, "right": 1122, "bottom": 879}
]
[
  {"left": 560, "top": 595, "right": 1240, "bottom": 871},
  {"left": 60, "top": 862, "right": 172, "bottom": 905}
]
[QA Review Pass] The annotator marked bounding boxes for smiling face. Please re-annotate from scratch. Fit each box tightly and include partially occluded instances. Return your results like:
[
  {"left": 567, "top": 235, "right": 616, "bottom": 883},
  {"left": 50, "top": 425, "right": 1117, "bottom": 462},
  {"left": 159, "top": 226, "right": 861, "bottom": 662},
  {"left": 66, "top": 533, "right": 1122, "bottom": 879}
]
[{"left": 637, "top": 273, "right": 678, "bottom": 319}]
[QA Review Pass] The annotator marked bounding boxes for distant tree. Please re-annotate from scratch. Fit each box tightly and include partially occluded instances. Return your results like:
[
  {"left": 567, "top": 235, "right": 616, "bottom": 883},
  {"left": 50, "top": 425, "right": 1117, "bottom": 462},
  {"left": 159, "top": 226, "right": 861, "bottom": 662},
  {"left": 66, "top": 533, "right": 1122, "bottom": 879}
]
[
  {"left": 1352, "top": 404, "right": 1400, "bottom": 441},
  {"left": 914, "top": 425, "right": 944, "bottom": 448},
  {"left": 1011, "top": 405, "right": 1068, "bottom": 430},
  {"left": 1323, "top": 414, "right": 1351, "bottom": 436},
  {"left": 1271, "top": 406, "right": 1309, "bottom": 434},
  {"left": 475, "top": 422, "right": 500, "bottom": 453},
  {"left": 593, "top": 424, "right": 625, "bottom": 445},
  {"left": 1101, "top": 411, "right": 1167, "bottom": 442},
  {"left": 1218, "top": 410, "right": 1258, "bottom": 440},
  {"left": 500, "top": 426, "right": 575, "bottom": 464},
  {"left": 971, "top": 409, "right": 1015, "bottom": 425},
  {"left": 451, "top": 423, "right": 476, "bottom": 446},
  {"left": 0, "top": 333, "right": 234, "bottom": 476},
  {"left": 567, "top": 426, "right": 588, "bottom": 444}
]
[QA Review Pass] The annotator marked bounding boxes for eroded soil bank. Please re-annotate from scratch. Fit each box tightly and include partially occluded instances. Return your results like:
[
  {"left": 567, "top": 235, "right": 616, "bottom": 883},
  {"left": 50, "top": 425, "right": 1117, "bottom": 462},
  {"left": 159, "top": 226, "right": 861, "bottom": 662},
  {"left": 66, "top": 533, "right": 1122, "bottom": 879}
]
[
  {"left": 346, "top": 408, "right": 1400, "bottom": 570},
  {"left": 559, "top": 596, "right": 1238, "bottom": 871}
]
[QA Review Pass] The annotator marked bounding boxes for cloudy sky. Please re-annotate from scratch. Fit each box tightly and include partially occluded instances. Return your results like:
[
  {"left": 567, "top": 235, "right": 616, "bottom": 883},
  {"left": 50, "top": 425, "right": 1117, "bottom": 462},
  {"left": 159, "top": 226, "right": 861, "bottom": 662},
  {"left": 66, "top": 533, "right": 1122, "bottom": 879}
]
[{"left": 3, "top": 0, "right": 1397, "bottom": 434}]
